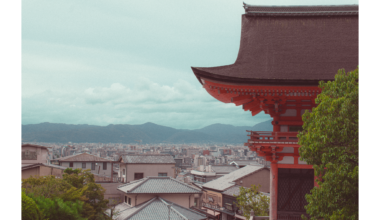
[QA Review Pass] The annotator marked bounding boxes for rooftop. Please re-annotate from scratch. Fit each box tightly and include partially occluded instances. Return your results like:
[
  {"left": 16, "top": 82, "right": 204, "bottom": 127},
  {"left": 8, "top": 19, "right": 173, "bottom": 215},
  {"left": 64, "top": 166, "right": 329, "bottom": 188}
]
[
  {"left": 108, "top": 197, "right": 207, "bottom": 220},
  {"left": 211, "top": 165, "right": 239, "bottom": 173},
  {"left": 22, "top": 144, "right": 52, "bottom": 149},
  {"left": 243, "top": 3, "right": 358, "bottom": 16},
  {"left": 53, "top": 153, "right": 112, "bottom": 162},
  {"left": 117, "top": 177, "right": 202, "bottom": 194},
  {"left": 202, "top": 165, "right": 267, "bottom": 191},
  {"left": 222, "top": 185, "right": 248, "bottom": 197},
  {"left": 192, "top": 4, "right": 358, "bottom": 86},
  {"left": 229, "top": 160, "right": 260, "bottom": 166},
  {"left": 120, "top": 154, "right": 175, "bottom": 164},
  {"left": 22, "top": 163, "right": 67, "bottom": 171}
]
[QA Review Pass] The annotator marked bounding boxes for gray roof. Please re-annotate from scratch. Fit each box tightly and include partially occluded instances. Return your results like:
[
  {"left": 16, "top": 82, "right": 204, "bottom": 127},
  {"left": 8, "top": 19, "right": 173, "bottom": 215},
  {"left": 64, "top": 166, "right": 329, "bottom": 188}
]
[
  {"left": 108, "top": 197, "right": 206, "bottom": 220},
  {"left": 211, "top": 165, "right": 238, "bottom": 173},
  {"left": 118, "top": 177, "right": 202, "bottom": 194},
  {"left": 121, "top": 154, "right": 175, "bottom": 164},
  {"left": 53, "top": 153, "right": 112, "bottom": 162},
  {"left": 222, "top": 185, "right": 247, "bottom": 197},
  {"left": 22, "top": 163, "right": 67, "bottom": 170},
  {"left": 222, "top": 185, "right": 270, "bottom": 198},
  {"left": 230, "top": 160, "right": 259, "bottom": 166},
  {"left": 202, "top": 165, "right": 266, "bottom": 191}
]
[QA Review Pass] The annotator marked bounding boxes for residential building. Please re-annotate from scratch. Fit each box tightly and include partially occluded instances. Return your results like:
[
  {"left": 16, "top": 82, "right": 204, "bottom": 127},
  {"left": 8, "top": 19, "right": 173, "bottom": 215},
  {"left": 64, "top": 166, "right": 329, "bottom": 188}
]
[
  {"left": 107, "top": 177, "right": 206, "bottom": 220},
  {"left": 200, "top": 165, "right": 270, "bottom": 219},
  {"left": 22, "top": 163, "right": 67, "bottom": 179},
  {"left": 22, "top": 144, "right": 51, "bottom": 165},
  {"left": 117, "top": 154, "right": 175, "bottom": 183},
  {"left": 52, "top": 153, "right": 114, "bottom": 177},
  {"left": 191, "top": 165, "right": 239, "bottom": 184}
]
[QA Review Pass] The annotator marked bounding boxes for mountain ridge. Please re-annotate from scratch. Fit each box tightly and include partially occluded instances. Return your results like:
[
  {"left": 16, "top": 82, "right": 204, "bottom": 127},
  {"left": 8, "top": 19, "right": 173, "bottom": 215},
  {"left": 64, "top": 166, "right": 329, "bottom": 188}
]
[{"left": 22, "top": 120, "right": 272, "bottom": 144}]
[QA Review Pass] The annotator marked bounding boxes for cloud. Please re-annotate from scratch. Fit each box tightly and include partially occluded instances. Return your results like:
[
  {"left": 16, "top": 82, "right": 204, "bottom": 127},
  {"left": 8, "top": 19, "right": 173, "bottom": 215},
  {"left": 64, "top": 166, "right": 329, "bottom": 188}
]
[{"left": 22, "top": 78, "right": 271, "bottom": 129}]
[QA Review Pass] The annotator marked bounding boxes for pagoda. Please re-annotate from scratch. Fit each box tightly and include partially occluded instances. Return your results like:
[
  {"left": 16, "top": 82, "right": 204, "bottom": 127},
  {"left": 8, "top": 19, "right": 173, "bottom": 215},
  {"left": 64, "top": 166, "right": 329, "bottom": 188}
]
[{"left": 191, "top": 4, "right": 358, "bottom": 220}]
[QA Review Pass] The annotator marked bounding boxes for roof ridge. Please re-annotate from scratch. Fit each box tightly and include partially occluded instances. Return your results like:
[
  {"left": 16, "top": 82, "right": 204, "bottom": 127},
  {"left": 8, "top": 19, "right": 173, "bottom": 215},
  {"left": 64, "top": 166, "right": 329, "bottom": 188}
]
[
  {"left": 168, "top": 177, "right": 203, "bottom": 192},
  {"left": 125, "top": 197, "right": 159, "bottom": 220},
  {"left": 233, "top": 166, "right": 266, "bottom": 182},
  {"left": 162, "top": 197, "right": 207, "bottom": 218},
  {"left": 117, "top": 178, "right": 144, "bottom": 189},
  {"left": 57, "top": 152, "right": 112, "bottom": 162},
  {"left": 158, "top": 197, "right": 188, "bottom": 220},
  {"left": 243, "top": 2, "right": 359, "bottom": 8},
  {"left": 127, "top": 177, "right": 151, "bottom": 193}
]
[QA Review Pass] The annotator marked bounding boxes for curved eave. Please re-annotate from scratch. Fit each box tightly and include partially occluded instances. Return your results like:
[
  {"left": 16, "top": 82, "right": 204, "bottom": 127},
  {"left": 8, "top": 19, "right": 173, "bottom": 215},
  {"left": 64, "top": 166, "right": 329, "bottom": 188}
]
[{"left": 192, "top": 67, "right": 328, "bottom": 87}]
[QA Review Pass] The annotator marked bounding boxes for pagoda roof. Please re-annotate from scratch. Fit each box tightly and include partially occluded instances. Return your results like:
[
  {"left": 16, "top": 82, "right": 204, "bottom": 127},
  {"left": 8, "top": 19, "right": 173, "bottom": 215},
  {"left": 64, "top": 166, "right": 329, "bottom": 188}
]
[{"left": 192, "top": 4, "right": 358, "bottom": 86}]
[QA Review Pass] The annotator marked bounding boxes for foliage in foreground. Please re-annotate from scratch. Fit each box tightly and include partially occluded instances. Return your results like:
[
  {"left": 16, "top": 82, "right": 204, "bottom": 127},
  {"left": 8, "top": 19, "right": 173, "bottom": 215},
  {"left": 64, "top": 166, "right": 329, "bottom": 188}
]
[
  {"left": 234, "top": 184, "right": 270, "bottom": 219},
  {"left": 298, "top": 68, "right": 358, "bottom": 220},
  {"left": 22, "top": 190, "right": 43, "bottom": 220},
  {"left": 22, "top": 168, "right": 110, "bottom": 220}
]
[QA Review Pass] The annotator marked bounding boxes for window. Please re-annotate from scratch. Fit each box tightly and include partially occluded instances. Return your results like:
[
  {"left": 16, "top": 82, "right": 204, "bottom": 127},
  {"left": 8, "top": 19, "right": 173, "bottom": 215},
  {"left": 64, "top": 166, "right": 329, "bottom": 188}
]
[
  {"left": 123, "top": 169, "right": 126, "bottom": 175},
  {"left": 194, "top": 198, "right": 198, "bottom": 207},
  {"left": 134, "top": 173, "right": 143, "bottom": 180},
  {"left": 125, "top": 196, "right": 131, "bottom": 205},
  {"left": 103, "top": 162, "right": 107, "bottom": 170},
  {"left": 69, "top": 162, "right": 73, "bottom": 167},
  {"left": 82, "top": 163, "right": 86, "bottom": 168},
  {"left": 91, "top": 163, "right": 95, "bottom": 170},
  {"left": 22, "top": 151, "right": 37, "bottom": 160},
  {"left": 158, "top": 173, "right": 167, "bottom": 177},
  {"left": 289, "top": 126, "right": 303, "bottom": 132}
]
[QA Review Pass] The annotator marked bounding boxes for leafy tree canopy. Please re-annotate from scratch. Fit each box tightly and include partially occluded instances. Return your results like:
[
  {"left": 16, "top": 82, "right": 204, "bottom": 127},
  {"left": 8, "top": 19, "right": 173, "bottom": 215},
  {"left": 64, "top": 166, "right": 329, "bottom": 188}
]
[
  {"left": 22, "top": 168, "right": 110, "bottom": 220},
  {"left": 22, "top": 190, "right": 43, "bottom": 220},
  {"left": 234, "top": 184, "right": 269, "bottom": 219},
  {"left": 298, "top": 68, "right": 358, "bottom": 220}
]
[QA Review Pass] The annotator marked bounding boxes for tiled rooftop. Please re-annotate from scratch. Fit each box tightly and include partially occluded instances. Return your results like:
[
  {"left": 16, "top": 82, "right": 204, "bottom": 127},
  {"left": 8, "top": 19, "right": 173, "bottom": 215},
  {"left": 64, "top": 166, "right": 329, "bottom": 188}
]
[
  {"left": 222, "top": 185, "right": 248, "bottom": 197},
  {"left": 107, "top": 197, "right": 206, "bottom": 220},
  {"left": 121, "top": 154, "right": 175, "bottom": 164},
  {"left": 211, "top": 165, "right": 238, "bottom": 173},
  {"left": 22, "top": 163, "right": 67, "bottom": 170},
  {"left": 202, "top": 165, "right": 266, "bottom": 191},
  {"left": 118, "top": 177, "right": 202, "bottom": 194},
  {"left": 54, "top": 153, "right": 112, "bottom": 162}
]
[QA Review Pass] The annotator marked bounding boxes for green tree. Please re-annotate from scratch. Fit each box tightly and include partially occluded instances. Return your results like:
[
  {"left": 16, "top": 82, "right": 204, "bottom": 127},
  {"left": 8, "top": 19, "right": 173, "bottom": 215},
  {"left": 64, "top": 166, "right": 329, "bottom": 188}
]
[
  {"left": 234, "top": 184, "right": 270, "bottom": 219},
  {"left": 28, "top": 194, "right": 87, "bottom": 220},
  {"left": 22, "top": 190, "right": 43, "bottom": 220},
  {"left": 63, "top": 168, "right": 109, "bottom": 219},
  {"left": 22, "top": 168, "right": 110, "bottom": 220},
  {"left": 298, "top": 68, "right": 358, "bottom": 220}
]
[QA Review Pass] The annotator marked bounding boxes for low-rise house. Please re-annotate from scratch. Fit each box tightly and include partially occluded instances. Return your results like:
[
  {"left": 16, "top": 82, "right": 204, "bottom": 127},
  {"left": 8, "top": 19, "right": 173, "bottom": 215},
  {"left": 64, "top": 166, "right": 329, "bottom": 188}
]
[
  {"left": 191, "top": 165, "right": 239, "bottom": 184},
  {"left": 200, "top": 165, "right": 270, "bottom": 219},
  {"left": 117, "top": 154, "right": 175, "bottom": 183},
  {"left": 22, "top": 163, "right": 66, "bottom": 179},
  {"left": 107, "top": 176, "right": 206, "bottom": 220},
  {"left": 51, "top": 153, "right": 114, "bottom": 178},
  {"left": 22, "top": 144, "right": 51, "bottom": 165}
]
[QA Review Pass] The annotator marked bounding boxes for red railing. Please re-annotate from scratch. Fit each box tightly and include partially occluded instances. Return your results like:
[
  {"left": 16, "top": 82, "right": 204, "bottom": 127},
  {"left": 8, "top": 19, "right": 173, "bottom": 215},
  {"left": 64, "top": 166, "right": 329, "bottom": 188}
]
[{"left": 246, "top": 131, "right": 299, "bottom": 144}]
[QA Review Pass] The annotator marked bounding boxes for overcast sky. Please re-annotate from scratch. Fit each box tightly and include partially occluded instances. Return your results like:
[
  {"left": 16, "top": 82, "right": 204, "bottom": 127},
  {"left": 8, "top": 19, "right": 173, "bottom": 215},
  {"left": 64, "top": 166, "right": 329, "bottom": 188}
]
[{"left": 22, "top": 0, "right": 359, "bottom": 129}]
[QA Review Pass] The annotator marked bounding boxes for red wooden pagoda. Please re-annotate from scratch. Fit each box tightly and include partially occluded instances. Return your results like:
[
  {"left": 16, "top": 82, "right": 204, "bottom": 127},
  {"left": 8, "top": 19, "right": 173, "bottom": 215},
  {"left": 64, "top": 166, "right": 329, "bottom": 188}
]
[{"left": 191, "top": 4, "right": 358, "bottom": 220}]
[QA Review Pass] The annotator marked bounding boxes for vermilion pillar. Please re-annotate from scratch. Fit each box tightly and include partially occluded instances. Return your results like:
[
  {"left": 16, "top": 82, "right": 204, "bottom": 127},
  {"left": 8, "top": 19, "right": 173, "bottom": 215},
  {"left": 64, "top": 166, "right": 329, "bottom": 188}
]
[{"left": 270, "top": 162, "right": 278, "bottom": 220}]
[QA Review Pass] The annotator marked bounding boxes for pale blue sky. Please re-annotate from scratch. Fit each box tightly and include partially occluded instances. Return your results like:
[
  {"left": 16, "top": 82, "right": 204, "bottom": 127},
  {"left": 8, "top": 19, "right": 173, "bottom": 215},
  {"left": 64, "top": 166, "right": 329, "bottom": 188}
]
[{"left": 22, "top": 0, "right": 359, "bottom": 129}]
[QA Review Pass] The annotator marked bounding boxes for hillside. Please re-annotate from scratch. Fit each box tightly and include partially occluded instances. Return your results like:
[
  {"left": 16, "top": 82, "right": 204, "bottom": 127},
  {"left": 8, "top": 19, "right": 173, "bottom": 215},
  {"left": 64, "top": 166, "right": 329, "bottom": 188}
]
[{"left": 22, "top": 120, "right": 272, "bottom": 144}]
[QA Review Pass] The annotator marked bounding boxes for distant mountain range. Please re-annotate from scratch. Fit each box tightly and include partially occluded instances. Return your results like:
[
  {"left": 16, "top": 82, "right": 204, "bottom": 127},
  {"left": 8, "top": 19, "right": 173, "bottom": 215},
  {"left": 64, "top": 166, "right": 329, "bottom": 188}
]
[{"left": 22, "top": 120, "right": 272, "bottom": 144}]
